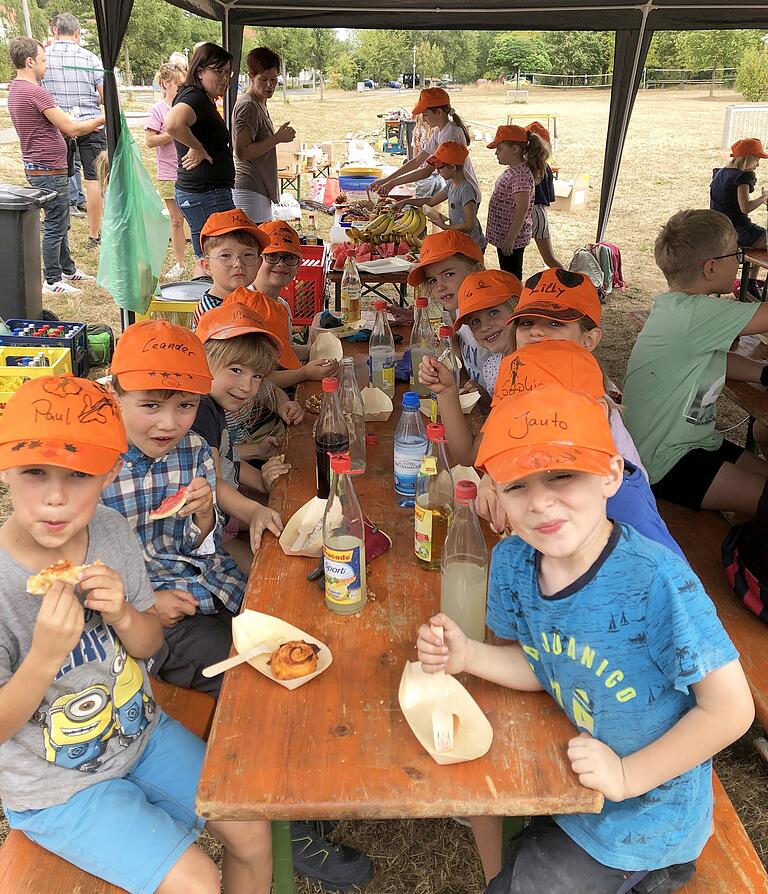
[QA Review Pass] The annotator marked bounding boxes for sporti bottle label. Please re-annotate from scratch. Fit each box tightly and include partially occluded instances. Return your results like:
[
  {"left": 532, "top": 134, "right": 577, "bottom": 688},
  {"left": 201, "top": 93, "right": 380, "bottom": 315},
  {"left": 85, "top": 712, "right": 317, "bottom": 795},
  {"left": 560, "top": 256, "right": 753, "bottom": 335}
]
[
  {"left": 381, "top": 364, "right": 395, "bottom": 392},
  {"left": 414, "top": 503, "right": 434, "bottom": 562},
  {"left": 323, "top": 543, "right": 363, "bottom": 607},
  {"left": 420, "top": 456, "right": 437, "bottom": 476}
]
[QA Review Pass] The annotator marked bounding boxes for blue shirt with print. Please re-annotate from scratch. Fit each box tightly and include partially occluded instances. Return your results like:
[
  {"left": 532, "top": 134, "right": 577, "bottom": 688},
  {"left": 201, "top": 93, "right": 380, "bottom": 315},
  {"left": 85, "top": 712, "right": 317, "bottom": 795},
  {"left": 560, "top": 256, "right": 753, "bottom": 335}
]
[{"left": 487, "top": 523, "right": 738, "bottom": 871}]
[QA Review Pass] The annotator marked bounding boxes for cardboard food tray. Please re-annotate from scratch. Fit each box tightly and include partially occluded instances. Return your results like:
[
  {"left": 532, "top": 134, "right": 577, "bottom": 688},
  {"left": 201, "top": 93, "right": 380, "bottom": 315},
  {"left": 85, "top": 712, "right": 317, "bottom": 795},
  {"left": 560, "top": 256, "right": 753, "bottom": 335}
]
[
  {"left": 361, "top": 385, "right": 393, "bottom": 422},
  {"left": 309, "top": 330, "right": 344, "bottom": 362}
]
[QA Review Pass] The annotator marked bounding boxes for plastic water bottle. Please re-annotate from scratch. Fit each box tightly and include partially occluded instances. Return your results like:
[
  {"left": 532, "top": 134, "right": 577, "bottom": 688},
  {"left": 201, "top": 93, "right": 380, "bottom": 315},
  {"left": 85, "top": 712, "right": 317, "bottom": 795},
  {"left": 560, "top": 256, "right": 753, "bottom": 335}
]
[
  {"left": 414, "top": 423, "right": 454, "bottom": 571},
  {"left": 368, "top": 298, "right": 395, "bottom": 398},
  {"left": 410, "top": 296, "right": 435, "bottom": 397},
  {"left": 394, "top": 391, "right": 428, "bottom": 498},
  {"left": 441, "top": 480, "right": 488, "bottom": 641},
  {"left": 340, "top": 256, "right": 361, "bottom": 324},
  {"left": 337, "top": 357, "right": 366, "bottom": 475},
  {"left": 323, "top": 452, "right": 367, "bottom": 615}
]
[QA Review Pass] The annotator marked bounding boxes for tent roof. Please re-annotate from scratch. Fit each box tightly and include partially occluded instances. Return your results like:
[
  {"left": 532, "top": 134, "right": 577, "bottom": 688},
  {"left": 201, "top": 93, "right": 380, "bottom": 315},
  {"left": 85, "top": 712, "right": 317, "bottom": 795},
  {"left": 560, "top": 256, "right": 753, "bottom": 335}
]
[{"left": 165, "top": 0, "right": 768, "bottom": 30}]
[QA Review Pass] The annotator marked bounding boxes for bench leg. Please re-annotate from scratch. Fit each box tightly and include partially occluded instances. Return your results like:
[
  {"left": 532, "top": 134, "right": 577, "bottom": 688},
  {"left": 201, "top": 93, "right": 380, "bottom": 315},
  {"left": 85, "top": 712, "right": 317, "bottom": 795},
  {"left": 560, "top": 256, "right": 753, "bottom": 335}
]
[
  {"left": 753, "top": 737, "right": 768, "bottom": 766},
  {"left": 739, "top": 259, "right": 751, "bottom": 302},
  {"left": 746, "top": 416, "right": 758, "bottom": 454},
  {"left": 502, "top": 816, "right": 524, "bottom": 853},
  {"left": 271, "top": 820, "right": 295, "bottom": 894}
]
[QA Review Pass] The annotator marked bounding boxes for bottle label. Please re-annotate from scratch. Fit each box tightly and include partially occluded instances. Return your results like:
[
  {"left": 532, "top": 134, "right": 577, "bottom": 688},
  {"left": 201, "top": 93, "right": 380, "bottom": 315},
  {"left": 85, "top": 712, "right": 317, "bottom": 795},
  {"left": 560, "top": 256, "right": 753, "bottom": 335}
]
[
  {"left": 394, "top": 450, "right": 425, "bottom": 495},
  {"left": 420, "top": 456, "right": 437, "bottom": 476},
  {"left": 414, "top": 503, "right": 433, "bottom": 562},
  {"left": 324, "top": 543, "right": 364, "bottom": 607}
]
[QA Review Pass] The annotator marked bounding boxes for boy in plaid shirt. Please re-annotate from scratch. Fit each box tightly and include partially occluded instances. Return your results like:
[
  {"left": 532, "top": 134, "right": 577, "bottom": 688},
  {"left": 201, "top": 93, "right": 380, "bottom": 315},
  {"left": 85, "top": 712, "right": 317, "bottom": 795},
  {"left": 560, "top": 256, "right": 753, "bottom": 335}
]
[{"left": 102, "top": 320, "right": 282, "bottom": 696}]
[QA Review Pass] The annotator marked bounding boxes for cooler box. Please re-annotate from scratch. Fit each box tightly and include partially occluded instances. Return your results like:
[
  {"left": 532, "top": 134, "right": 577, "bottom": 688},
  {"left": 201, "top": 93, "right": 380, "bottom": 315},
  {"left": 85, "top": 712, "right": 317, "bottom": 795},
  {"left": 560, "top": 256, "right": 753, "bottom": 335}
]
[{"left": 280, "top": 244, "right": 328, "bottom": 326}]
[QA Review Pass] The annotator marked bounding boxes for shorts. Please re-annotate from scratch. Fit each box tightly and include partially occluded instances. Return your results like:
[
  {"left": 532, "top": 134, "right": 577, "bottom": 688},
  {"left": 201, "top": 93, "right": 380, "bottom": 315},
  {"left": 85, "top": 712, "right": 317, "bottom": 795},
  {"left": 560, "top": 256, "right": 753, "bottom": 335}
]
[
  {"left": 485, "top": 817, "right": 695, "bottom": 894},
  {"left": 651, "top": 439, "right": 743, "bottom": 510},
  {"left": 175, "top": 185, "right": 235, "bottom": 257},
  {"left": 76, "top": 128, "right": 108, "bottom": 181},
  {"left": 158, "top": 179, "right": 177, "bottom": 201},
  {"left": 5, "top": 712, "right": 206, "bottom": 894},
  {"left": 735, "top": 222, "right": 767, "bottom": 251},
  {"left": 531, "top": 204, "right": 550, "bottom": 240},
  {"left": 232, "top": 187, "right": 273, "bottom": 224}
]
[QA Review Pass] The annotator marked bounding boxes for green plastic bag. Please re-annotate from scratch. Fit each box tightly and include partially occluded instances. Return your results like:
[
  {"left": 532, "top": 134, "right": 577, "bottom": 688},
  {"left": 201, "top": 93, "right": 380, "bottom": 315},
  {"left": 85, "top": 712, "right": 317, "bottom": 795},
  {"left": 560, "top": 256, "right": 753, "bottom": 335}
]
[{"left": 97, "top": 112, "right": 170, "bottom": 314}]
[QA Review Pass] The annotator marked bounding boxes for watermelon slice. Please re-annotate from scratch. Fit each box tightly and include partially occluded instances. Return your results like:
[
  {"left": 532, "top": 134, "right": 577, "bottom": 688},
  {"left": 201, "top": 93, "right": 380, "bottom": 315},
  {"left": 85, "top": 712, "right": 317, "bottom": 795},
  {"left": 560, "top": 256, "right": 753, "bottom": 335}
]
[{"left": 149, "top": 486, "right": 188, "bottom": 520}]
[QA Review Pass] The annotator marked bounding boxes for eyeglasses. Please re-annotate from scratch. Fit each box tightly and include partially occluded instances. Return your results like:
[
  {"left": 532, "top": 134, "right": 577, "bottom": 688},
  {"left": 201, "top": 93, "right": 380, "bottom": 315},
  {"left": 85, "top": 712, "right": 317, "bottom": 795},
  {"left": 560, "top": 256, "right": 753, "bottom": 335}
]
[
  {"left": 711, "top": 247, "right": 745, "bottom": 263},
  {"left": 206, "top": 251, "right": 261, "bottom": 267},
  {"left": 525, "top": 268, "right": 586, "bottom": 290},
  {"left": 263, "top": 253, "right": 300, "bottom": 267},
  {"left": 203, "top": 66, "right": 233, "bottom": 81}
]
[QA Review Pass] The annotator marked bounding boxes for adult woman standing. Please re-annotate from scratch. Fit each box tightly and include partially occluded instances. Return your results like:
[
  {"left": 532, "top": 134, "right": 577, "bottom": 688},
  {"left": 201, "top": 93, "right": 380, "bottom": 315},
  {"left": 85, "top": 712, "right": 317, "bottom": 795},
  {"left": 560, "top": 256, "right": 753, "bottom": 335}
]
[
  {"left": 232, "top": 47, "right": 296, "bottom": 224},
  {"left": 371, "top": 87, "right": 479, "bottom": 198},
  {"left": 164, "top": 42, "right": 235, "bottom": 277}
]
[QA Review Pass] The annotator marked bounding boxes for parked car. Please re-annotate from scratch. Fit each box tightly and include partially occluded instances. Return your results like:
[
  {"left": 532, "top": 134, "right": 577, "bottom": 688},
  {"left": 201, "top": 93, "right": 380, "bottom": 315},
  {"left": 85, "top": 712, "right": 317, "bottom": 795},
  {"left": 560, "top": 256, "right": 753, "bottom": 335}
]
[
  {"left": 385, "top": 80, "right": 402, "bottom": 89},
  {"left": 363, "top": 79, "right": 376, "bottom": 89}
]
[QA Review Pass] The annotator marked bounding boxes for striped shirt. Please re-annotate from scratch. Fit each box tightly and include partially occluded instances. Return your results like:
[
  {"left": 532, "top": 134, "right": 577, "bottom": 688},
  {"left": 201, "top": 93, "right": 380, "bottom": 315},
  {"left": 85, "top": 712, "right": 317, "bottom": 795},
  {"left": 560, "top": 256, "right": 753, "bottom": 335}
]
[
  {"left": 7, "top": 79, "right": 67, "bottom": 169},
  {"left": 42, "top": 40, "right": 103, "bottom": 119},
  {"left": 101, "top": 433, "right": 246, "bottom": 615},
  {"left": 486, "top": 162, "right": 534, "bottom": 249}
]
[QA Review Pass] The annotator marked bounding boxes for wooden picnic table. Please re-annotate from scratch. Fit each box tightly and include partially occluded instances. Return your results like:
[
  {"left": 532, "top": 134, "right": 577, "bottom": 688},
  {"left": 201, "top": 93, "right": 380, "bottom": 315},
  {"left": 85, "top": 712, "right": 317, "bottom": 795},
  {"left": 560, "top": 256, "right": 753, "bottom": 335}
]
[
  {"left": 328, "top": 266, "right": 410, "bottom": 311},
  {"left": 196, "top": 333, "right": 603, "bottom": 888},
  {"left": 738, "top": 251, "right": 768, "bottom": 302}
]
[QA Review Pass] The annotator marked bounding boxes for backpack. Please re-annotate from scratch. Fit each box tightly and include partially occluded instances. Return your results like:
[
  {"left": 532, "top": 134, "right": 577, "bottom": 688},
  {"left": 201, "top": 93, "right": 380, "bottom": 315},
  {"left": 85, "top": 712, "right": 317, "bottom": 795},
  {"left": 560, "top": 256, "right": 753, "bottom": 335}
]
[
  {"left": 86, "top": 323, "right": 115, "bottom": 368},
  {"left": 594, "top": 240, "right": 626, "bottom": 292},
  {"left": 722, "top": 524, "right": 768, "bottom": 625},
  {"left": 568, "top": 247, "right": 606, "bottom": 303}
]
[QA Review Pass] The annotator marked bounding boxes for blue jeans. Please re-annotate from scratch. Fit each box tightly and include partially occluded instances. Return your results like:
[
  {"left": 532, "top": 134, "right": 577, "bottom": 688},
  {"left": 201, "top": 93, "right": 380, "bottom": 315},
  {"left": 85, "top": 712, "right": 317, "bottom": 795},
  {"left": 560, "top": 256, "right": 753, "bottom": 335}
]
[
  {"left": 175, "top": 185, "right": 234, "bottom": 257},
  {"left": 27, "top": 172, "right": 76, "bottom": 284},
  {"left": 68, "top": 147, "right": 85, "bottom": 205}
]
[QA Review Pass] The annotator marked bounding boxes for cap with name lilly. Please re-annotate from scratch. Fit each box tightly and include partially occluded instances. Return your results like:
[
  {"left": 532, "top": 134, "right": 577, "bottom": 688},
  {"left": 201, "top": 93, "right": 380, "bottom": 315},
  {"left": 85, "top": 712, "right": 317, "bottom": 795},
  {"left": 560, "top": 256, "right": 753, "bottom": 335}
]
[
  {"left": 491, "top": 340, "right": 604, "bottom": 407},
  {"left": 507, "top": 267, "right": 602, "bottom": 326},
  {"left": 454, "top": 269, "right": 522, "bottom": 330},
  {"left": 0, "top": 376, "right": 127, "bottom": 474},
  {"left": 476, "top": 383, "right": 617, "bottom": 484},
  {"left": 110, "top": 320, "right": 212, "bottom": 394}
]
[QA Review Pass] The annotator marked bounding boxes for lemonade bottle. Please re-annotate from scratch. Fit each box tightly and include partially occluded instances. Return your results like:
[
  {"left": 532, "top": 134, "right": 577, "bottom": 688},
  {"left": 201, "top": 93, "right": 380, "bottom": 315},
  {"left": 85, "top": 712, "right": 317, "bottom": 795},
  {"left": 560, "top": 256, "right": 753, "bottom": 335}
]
[
  {"left": 323, "top": 453, "right": 367, "bottom": 615},
  {"left": 414, "top": 423, "right": 454, "bottom": 571}
]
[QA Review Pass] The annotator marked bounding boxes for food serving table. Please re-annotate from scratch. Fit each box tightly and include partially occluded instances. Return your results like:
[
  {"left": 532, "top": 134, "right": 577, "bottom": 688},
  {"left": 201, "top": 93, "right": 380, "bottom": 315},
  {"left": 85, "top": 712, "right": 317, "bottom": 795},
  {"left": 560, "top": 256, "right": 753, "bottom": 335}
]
[
  {"left": 196, "top": 337, "right": 604, "bottom": 891},
  {"left": 328, "top": 267, "right": 410, "bottom": 309}
]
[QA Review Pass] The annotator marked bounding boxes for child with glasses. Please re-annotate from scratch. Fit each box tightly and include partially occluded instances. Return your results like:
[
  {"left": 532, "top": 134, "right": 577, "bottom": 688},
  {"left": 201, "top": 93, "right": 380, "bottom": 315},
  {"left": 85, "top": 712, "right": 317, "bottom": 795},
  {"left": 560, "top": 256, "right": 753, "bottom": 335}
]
[{"left": 623, "top": 209, "right": 768, "bottom": 517}]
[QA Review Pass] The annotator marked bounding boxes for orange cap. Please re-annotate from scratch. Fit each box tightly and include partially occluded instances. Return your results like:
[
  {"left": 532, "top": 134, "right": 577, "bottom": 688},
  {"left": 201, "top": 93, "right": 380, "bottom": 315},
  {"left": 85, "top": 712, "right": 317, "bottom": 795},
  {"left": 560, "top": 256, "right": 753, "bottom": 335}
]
[
  {"left": 487, "top": 125, "right": 529, "bottom": 148},
  {"left": 526, "top": 121, "right": 551, "bottom": 145},
  {"left": 454, "top": 270, "right": 523, "bottom": 329},
  {"left": 221, "top": 287, "right": 302, "bottom": 370},
  {"left": 0, "top": 376, "right": 127, "bottom": 474},
  {"left": 260, "top": 220, "right": 302, "bottom": 256},
  {"left": 492, "top": 341, "right": 603, "bottom": 407},
  {"left": 407, "top": 230, "right": 484, "bottom": 286},
  {"left": 110, "top": 320, "right": 212, "bottom": 394},
  {"left": 731, "top": 137, "right": 768, "bottom": 159},
  {"left": 508, "top": 268, "right": 602, "bottom": 326},
  {"left": 427, "top": 141, "right": 468, "bottom": 168},
  {"left": 200, "top": 209, "right": 270, "bottom": 250},
  {"left": 476, "top": 383, "right": 617, "bottom": 484},
  {"left": 412, "top": 87, "right": 450, "bottom": 116},
  {"left": 195, "top": 302, "right": 283, "bottom": 353}
]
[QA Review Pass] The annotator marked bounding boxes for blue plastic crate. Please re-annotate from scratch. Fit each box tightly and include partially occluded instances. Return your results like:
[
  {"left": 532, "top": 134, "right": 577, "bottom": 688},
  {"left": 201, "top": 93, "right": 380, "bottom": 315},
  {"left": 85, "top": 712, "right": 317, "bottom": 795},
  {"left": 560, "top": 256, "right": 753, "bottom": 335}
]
[
  {"left": 338, "top": 175, "right": 377, "bottom": 193},
  {"left": 0, "top": 319, "right": 88, "bottom": 377}
]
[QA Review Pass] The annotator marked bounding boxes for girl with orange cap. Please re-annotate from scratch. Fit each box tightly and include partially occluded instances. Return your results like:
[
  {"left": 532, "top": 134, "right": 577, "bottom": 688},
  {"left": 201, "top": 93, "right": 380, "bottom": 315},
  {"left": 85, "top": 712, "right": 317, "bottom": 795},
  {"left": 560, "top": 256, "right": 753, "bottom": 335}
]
[
  {"left": 485, "top": 124, "right": 548, "bottom": 278},
  {"left": 525, "top": 120, "right": 564, "bottom": 269},
  {"left": 371, "top": 87, "right": 480, "bottom": 199},
  {"left": 710, "top": 137, "right": 768, "bottom": 299}
]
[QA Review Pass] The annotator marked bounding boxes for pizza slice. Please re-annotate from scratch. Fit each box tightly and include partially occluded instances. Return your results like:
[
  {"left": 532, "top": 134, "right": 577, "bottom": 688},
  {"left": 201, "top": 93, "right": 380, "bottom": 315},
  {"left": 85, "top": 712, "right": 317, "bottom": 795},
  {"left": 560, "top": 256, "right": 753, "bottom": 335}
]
[{"left": 26, "top": 559, "right": 105, "bottom": 595}]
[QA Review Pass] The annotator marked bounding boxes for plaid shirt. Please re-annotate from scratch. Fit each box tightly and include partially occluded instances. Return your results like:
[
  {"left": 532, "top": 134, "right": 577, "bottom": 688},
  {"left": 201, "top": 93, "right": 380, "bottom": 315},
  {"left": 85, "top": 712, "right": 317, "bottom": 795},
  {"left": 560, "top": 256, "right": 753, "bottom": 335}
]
[
  {"left": 42, "top": 40, "right": 103, "bottom": 119},
  {"left": 101, "top": 432, "right": 246, "bottom": 614}
]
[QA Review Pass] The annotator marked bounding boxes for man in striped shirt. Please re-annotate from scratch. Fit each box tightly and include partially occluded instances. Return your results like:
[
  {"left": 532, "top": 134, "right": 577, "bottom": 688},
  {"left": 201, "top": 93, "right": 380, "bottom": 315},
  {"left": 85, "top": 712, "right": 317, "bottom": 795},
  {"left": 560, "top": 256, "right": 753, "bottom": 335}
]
[{"left": 7, "top": 37, "right": 104, "bottom": 294}]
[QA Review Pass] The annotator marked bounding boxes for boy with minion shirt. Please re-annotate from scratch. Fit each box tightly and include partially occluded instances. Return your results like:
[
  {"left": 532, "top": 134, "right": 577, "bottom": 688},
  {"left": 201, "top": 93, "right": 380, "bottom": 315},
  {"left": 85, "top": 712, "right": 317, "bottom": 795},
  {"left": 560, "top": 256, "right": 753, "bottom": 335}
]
[{"left": 418, "top": 383, "right": 754, "bottom": 893}]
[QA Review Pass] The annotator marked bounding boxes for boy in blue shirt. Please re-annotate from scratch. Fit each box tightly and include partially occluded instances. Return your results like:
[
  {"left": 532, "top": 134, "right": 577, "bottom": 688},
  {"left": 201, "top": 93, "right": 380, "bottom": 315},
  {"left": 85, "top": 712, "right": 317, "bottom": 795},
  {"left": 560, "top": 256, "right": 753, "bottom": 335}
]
[{"left": 418, "top": 383, "right": 754, "bottom": 892}]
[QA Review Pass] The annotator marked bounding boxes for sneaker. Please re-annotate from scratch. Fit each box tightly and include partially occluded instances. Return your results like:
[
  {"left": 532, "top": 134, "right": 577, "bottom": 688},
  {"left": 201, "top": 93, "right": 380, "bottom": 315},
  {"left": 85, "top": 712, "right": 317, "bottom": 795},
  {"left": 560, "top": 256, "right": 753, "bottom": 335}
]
[
  {"left": 86, "top": 236, "right": 101, "bottom": 249},
  {"left": 63, "top": 268, "right": 96, "bottom": 283},
  {"left": 290, "top": 820, "right": 373, "bottom": 891},
  {"left": 163, "top": 262, "right": 185, "bottom": 280},
  {"left": 69, "top": 203, "right": 85, "bottom": 219},
  {"left": 76, "top": 203, "right": 87, "bottom": 213},
  {"left": 43, "top": 280, "right": 82, "bottom": 295}
]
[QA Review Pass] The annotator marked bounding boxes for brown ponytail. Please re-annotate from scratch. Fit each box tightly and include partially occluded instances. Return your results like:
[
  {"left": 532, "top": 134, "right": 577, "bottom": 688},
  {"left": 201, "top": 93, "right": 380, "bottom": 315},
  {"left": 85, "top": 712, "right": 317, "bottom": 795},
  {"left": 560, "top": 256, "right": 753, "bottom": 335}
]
[
  {"left": 448, "top": 107, "right": 471, "bottom": 144},
  {"left": 524, "top": 132, "right": 549, "bottom": 184}
]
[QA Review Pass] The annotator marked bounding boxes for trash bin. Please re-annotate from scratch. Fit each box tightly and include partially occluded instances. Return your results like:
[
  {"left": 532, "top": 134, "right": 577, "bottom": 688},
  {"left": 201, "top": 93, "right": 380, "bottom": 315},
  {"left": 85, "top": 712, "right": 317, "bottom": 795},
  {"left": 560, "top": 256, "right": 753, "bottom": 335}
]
[{"left": 0, "top": 185, "right": 58, "bottom": 322}]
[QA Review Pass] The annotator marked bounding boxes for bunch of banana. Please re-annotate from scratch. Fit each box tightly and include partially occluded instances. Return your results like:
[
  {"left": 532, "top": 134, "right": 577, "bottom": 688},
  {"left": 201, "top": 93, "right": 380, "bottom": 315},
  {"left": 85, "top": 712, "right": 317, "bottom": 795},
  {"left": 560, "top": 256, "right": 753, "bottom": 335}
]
[{"left": 347, "top": 206, "right": 428, "bottom": 247}]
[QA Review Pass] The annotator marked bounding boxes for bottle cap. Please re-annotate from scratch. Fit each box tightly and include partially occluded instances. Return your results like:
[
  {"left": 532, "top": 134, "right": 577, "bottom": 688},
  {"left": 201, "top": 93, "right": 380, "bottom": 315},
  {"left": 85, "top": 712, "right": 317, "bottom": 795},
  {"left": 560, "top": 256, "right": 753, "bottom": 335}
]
[
  {"left": 426, "top": 422, "right": 446, "bottom": 441},
  {"left": 374, "top": 299, "right": 387, "bottom": 311},
  {"left": 438, "top": 325, "right": 453, "bottom": 338},
  {"left": 416, "top": 297, "right": 428, "bottom": 308},
  {"left": 321, "top": 376, "right": 339, "bottom": 392},
  {"left": 329, "top": 452, "right": 352, "bottom": 473},
  {"left": 402, "top": 391, "right": 420, "bottom": 409},
  {"left": 455, "top": 480, "right": 478, "bottom": 502},
  {"left": 365, "top": 432, "right": 379, "bottom": 446}
]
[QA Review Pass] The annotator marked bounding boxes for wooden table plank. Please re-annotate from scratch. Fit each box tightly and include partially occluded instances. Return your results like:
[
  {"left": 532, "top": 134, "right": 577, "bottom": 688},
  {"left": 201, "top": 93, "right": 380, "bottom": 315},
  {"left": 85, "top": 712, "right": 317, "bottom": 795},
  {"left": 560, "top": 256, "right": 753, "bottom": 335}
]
[
  {"left": 327, "top": 267, "right": 410, "bottom": 310},
  {"left": 197, "top": 340, "right": 603, "bottom": 823}
]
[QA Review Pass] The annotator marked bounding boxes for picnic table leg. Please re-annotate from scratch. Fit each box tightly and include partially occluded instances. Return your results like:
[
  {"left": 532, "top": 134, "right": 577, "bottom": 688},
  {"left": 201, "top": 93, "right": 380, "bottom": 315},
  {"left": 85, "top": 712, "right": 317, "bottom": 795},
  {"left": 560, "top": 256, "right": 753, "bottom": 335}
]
[
  {"left": 739, "top": 258, "right": 751, "bottom": 302},
  {"left": 501, "top": 816, "right": 525, "bottom": 855},
  {"left": 271, "top": 820, "right": 295, "bottom": 894},
  {"left": 399, "top": 281, "right": 408, "bottom": 307},
  {"left": 746, "top": 416, "right": 758, "bottom": 454}
]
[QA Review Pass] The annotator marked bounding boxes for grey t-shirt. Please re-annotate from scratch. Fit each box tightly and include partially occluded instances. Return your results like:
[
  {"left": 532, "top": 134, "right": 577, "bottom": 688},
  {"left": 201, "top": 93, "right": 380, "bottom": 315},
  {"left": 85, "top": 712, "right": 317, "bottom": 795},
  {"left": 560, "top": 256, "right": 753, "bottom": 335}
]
[
  {"left": 448, "top": 179, "right": 487, "bottom": 252},
  {"left": 233, "top": 92, "right": 279, "bottom": 203},
  {"left": 0, "top": 505, "right": 158, "bottom": 811}
]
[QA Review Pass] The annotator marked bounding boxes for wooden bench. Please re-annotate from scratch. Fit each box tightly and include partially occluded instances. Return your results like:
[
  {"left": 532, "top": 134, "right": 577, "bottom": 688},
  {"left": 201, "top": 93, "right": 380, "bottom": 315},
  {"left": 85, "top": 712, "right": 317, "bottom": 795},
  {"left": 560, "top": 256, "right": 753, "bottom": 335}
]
[
  {"left": 0, "top": 679, "right": 215, "bottom": 894},
  {"left": 659, "top": 501, "right": 768, "bottom": 731}
]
